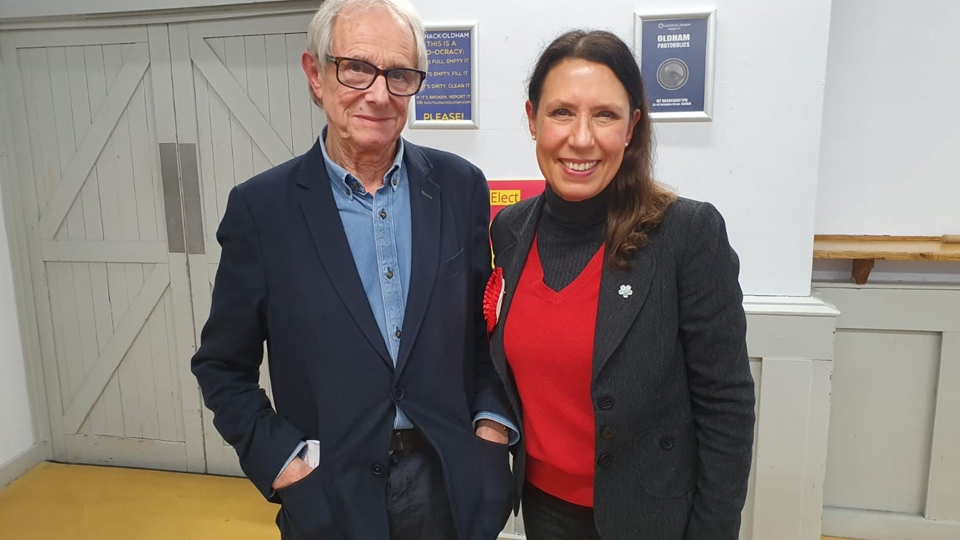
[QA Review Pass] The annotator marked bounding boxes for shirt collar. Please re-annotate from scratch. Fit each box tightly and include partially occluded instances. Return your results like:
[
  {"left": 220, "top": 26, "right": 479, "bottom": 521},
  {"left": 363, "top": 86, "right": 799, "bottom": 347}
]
[{"left": 318, "top": 127, "right": 405, "bottom": 197}]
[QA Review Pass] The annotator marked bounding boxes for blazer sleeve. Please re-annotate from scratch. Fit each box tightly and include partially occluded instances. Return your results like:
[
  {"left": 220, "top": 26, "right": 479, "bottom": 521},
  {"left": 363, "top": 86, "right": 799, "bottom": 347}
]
[
  {"left": 466, "top": 170, "right": 515, "bottom": 425},
  {"left": 677, "top": 202, "right": 756, "bottom": 540},
  {"left": 190, "top": 186, "right": 305, "bottom": 500}
]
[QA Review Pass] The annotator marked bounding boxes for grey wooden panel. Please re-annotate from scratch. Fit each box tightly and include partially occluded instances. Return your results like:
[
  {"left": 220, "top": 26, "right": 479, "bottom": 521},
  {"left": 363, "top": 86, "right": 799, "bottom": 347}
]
[
  {"left": 179, "top": 144, "right": 205, "bottom": 255},
  {"left": 3, "top": 35, "right": 62, "bottom": 459},
  {"left": 738, "top": 359, "right": 762, "bottom": 540},
  {"left": 243, "top": 34, "right": 272, "bottom": 175},
  {"left": 926, "top": 331, "right": 960, "bottom": 520},
  {"left": 157, "top": 23, "right": 208, "bottom": 472},
  {"left": 184, "top": 22, "right": 316, "bottom": 477},
  {"left": 286, "top": 33, "right": 315, "bottom": 155},
  {"left": 823, "top": 329, "right": 941, "bottom": 514},
  {"left": 159, "top": 143, "right": 185, "bottom": 254},
  {"left": 265, "top": 33, "right": 293, "bottom": 152},
  {"left": 81, "top": 43, "right": 124, "bottom": 438},
  {"left": 65, "top": 435, "right": 189, "bottom": 472},
  {"left": 751, "top": 357, "right": 832, "bottom": 540},
  {"left": 823, "top": 506, "right": 960, "bottom": 540},
  {"left": 815, "top": 285, "right": 960, "bottom": 332},
  {"left": 99, "top": 44, "right": 133, "bottom": 440},
  {"left": 7, "top": 28, "right": 205, "bottom": 471}
]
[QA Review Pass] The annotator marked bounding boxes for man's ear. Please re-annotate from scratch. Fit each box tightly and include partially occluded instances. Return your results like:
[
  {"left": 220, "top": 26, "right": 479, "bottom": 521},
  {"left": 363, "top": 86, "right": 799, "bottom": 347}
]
[
  {"left": 525, "top": 100, "right": 537, "bottom": 140},
  {"left": 302, "top": 50, "right": 324, "bottom": 104}
]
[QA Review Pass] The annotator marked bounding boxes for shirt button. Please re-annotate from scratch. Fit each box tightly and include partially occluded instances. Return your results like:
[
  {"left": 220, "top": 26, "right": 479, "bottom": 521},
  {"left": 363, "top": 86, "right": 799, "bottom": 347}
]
[
  {"left": 597, "top": 395, "right": 615, "bottom": 410},
  {"left": 598, "top": 453, "right": 614, "bottom": 468},
  {"left": 395, "top": 329, "right": 402, "bottom": 338},
  {"left": 371, "top": 464, "right": 386, "bottom": 476},
  {"left": 385, "top": 269, "right": 394, "bottom": 279},
  {"left": 599, "top": 425, "right": 617, "bottom": 440},
  {"left": 660, "top": 435, "right": 676, "bottom": 450},
  {"left": 391, "top": 179, "right": 398, "bottom": 188},
  {"left": 379, "top": 209, "right": 387, "bottom": 219},
  {"left": 393, "top": 388, "right": 405, "bottom": 401}
]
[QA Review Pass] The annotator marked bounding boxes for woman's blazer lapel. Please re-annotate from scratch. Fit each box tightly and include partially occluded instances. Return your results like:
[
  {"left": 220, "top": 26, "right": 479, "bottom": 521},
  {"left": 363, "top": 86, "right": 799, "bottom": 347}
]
[
  {"left": 490, "top": 194, "right": 659, "bottom": 385},
  {"left": 489, "top": 196, "right": 544, "bottom": 420},
  {"left": 592, "top": 245, "right": 658, "bottom": 379}
]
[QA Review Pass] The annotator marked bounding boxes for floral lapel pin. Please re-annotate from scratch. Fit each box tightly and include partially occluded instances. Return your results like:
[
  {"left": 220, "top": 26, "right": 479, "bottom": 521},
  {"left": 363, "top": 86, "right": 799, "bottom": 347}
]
[
  {"left": 618, "top": 284, "right": 633, "bottom": 299},
  {"left": 483, "top": 267, "right": 505, "bottom": 335}
]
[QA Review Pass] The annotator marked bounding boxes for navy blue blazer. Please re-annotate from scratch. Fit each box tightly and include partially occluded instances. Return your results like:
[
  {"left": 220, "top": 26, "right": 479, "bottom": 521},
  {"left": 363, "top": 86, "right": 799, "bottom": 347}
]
[{"left": 192, "top": 140, "right": 515, "bottom": 540}]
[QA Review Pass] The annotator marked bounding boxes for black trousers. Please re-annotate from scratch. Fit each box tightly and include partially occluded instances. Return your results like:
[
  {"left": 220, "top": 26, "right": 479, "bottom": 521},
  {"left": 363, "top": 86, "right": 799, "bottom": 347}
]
[
  {"left": 521, "top": 482, "right": 602, "bottom": 540},
  {"left": 386, "top": 430, "right": 459, "bottom": 540}
]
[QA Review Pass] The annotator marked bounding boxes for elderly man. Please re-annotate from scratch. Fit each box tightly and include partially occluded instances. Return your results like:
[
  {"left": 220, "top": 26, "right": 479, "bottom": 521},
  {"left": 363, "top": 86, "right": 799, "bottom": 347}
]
[{"left": 190, "top": 1, "right": 517, "bottom": 538}]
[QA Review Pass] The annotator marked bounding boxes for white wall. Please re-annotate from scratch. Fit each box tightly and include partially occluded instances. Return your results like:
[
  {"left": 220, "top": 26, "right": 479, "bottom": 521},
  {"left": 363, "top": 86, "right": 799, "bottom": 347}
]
[
  {"left": 0, "top": 0, "right": 294, "bottom": 19},
  {"left": 816, "top": 0, "right": 960, "bottom": 236},
  {"left": 0, "top": 147, "right": 35, "bottom": 467},
  {"left": 0, "top": 0, "right": 833, "bottom": 296},
  {"left": 404, "top": 0, "right": 832, "bottom": 296}
]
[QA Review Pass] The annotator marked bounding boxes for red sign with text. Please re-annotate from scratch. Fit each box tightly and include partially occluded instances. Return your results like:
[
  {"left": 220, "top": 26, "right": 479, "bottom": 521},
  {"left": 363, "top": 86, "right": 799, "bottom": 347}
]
[{"left": 487, "top": 180, "right": 546, "bottom": 222}]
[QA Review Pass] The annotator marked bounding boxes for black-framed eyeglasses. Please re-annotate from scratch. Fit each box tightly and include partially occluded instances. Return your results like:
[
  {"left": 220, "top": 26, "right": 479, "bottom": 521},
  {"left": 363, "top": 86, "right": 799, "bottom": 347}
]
[{"left": 325, "top": 55, "right": 426, "bottom": 97}]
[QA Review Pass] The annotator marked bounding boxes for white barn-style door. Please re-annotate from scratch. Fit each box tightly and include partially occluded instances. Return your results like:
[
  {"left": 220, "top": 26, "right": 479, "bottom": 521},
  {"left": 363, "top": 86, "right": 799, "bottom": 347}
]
[
  {"left": 0, "top": 26, "right": 205, "bottom": 472},
  {"left": 167, "top": 14, "right": 325, "bottom": 476}
]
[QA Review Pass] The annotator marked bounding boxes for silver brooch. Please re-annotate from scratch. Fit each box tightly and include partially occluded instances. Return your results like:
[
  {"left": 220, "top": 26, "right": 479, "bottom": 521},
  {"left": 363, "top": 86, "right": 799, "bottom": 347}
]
[{"left": 618, "top": 285, "right": 633, "bottom": 299}]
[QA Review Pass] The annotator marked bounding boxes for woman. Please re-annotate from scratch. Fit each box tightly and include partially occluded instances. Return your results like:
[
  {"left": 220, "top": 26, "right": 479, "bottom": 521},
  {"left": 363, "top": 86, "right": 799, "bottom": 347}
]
[{"left": 486, "top": 30, "right": 756, "bottom": 540}]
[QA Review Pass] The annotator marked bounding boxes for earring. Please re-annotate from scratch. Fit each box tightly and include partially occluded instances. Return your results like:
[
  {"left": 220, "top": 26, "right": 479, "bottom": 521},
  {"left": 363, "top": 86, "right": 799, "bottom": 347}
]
[{"left": 624, "top": 142, "right": 629, "bottom": 147}]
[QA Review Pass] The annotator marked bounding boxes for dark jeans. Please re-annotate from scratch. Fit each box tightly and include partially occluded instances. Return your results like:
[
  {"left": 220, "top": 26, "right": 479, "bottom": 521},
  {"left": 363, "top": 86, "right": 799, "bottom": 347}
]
[
  {"left": 521, "top": 482, "right": 602, "bottom": 540},
  {"left": 386, "top": 431, "right": 459, "bottom": 540}
]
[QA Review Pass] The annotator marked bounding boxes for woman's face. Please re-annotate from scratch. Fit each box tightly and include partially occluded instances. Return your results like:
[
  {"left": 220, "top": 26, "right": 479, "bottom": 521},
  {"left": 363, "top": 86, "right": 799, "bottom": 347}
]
[{"left": 527, "top": 58, "right": 641, "bottom": 202}]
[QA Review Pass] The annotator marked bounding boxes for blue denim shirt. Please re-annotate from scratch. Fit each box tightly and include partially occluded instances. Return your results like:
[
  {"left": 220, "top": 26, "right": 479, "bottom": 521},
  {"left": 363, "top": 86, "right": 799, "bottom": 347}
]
[{"left": 319, "top": 132, "right": 415, "bottom": 430}]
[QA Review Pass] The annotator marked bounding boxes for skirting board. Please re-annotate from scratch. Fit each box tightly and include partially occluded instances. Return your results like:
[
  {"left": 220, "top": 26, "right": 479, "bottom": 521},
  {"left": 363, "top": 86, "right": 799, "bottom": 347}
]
[
  {"left": 744, "top": 295, "right": 840, "bottom": 361},
  {"left": 0, "top": 443, "right": 46, "bottom": 490},
  {"left": 823, "top": 507, "right": 960, "bottom": 540}
]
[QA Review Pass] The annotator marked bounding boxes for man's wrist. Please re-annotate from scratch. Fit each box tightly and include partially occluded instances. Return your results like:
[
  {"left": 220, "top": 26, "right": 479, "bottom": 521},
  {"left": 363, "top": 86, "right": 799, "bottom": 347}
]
[{"left": 476, "top": 418, "right": 508, "bottom": 433}]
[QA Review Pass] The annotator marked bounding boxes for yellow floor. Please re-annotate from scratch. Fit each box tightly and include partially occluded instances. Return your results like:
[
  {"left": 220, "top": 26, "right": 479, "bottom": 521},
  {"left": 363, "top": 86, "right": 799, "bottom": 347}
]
[
  {"left": 0, "top": 462, "right": 278, "bottom": 540},
  {"left": 0, "top": 462, "right": 855, "bottom": 540}
]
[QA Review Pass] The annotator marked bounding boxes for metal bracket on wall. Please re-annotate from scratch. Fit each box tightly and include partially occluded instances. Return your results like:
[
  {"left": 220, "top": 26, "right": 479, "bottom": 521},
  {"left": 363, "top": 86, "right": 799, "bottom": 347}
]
[
  {"left": 159, "top": 143, "right": 186, "bottom": 254},
  {"left": 179, "top": 143, "right": 206, "bottom": 255}
]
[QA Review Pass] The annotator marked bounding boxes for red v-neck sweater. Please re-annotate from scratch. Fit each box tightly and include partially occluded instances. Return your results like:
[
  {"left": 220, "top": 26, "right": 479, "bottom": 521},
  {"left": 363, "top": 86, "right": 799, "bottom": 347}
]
[{"left": 503, "top": 239, "right": 605, "bottom": 507}]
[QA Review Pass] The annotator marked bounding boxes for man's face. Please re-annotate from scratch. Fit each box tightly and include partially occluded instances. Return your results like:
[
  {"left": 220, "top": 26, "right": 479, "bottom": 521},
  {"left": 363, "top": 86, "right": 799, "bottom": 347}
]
[{"left": 307, "top": 6, "right": 418, "bottom": 156}]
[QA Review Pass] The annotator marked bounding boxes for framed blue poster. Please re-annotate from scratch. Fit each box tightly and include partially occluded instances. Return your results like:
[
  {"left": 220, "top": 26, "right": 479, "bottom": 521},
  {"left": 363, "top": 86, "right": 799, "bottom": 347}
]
[
  {"left": 411, "top": 23, "right": 478, "bottom": 129},
  {"left": 634, "top": 10, "right": 716, "bottom": 122}
]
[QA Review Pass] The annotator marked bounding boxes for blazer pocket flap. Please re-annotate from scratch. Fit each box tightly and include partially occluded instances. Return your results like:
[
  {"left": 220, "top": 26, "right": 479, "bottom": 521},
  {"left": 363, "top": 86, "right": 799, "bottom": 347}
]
[
  {"left": 436, "top": 248, "right": 464, "bottom": 280},
  {"left": 635, "top": 419, "right": 698, "bottom": 498}
]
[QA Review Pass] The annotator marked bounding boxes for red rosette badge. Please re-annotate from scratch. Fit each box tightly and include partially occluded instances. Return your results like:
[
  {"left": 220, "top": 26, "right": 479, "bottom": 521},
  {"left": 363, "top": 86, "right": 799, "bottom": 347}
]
[{"left": 483, "top": 267, "right": 505, "bottom": 335}]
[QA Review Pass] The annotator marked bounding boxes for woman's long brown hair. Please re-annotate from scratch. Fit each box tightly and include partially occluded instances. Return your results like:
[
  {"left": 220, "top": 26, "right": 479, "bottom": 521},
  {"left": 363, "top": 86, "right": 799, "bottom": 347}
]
[{"left": 528, "top": 30, "right": 676, "bottom": 269}]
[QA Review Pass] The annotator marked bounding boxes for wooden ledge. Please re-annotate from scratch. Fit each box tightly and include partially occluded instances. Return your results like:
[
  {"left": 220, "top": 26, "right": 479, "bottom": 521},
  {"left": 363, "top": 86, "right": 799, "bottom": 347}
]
[{"left": 814, "top": 235, "right": 960, "bottom": 284}]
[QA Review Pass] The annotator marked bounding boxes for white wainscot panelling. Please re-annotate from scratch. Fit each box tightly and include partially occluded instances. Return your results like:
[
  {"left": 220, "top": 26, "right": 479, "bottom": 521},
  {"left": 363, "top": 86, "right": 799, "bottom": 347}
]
[{"left": 816, "top": 283, "right": 960, "bottom": 540}]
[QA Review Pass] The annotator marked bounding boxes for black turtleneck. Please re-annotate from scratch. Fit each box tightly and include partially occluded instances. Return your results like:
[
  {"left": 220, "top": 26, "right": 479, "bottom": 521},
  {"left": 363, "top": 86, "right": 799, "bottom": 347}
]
[{"left": 536, "top": 184, "right": 609, "bottom": 291}]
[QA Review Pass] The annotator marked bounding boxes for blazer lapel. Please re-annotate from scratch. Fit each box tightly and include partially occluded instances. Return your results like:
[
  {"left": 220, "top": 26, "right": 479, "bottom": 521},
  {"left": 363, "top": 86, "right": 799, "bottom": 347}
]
[
  {"left": 489, "top": 196, "right": 544, "bottom": 411},
  {"left": 395, "top": 144, "right": 439, "bottom": 375},
  {"left": 295, "top": 141, "right": 392, "bottom": 367},
  {"left": 592, "top": 247, "right": 657, "bottom": 379}
]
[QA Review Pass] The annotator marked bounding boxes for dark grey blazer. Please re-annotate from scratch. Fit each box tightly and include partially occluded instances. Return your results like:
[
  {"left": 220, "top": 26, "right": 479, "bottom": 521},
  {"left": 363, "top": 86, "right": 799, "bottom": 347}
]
[{"left": 489, "top": 195, "right": 755, "bottom": 540}]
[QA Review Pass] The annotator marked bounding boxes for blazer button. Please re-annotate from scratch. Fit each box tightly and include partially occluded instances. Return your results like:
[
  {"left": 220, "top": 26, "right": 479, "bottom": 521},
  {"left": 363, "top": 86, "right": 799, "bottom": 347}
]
[
  {"left": 660, "top": 435, "right": 675, "bottom": 450},
  {"left": 597, "top": 395, "right": 615, "bottom": 411},
  {"left": 599, "top": 425, "right": 617, "bottom": 440},
  {"left": 598, "top": 453, "right": 614, "bottom": 468},
  {"left": 371, "top": 464, "right": 386, "bottom": 477},
  {"left": 393, "top": 388, "right": 405, "bottom": 401}
]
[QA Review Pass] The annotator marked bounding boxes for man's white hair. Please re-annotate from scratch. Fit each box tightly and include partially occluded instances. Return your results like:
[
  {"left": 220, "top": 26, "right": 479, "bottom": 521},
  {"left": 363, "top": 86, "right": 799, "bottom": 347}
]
[{"left": 307, "top": 0, "right": 428, "bottom": 72}]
